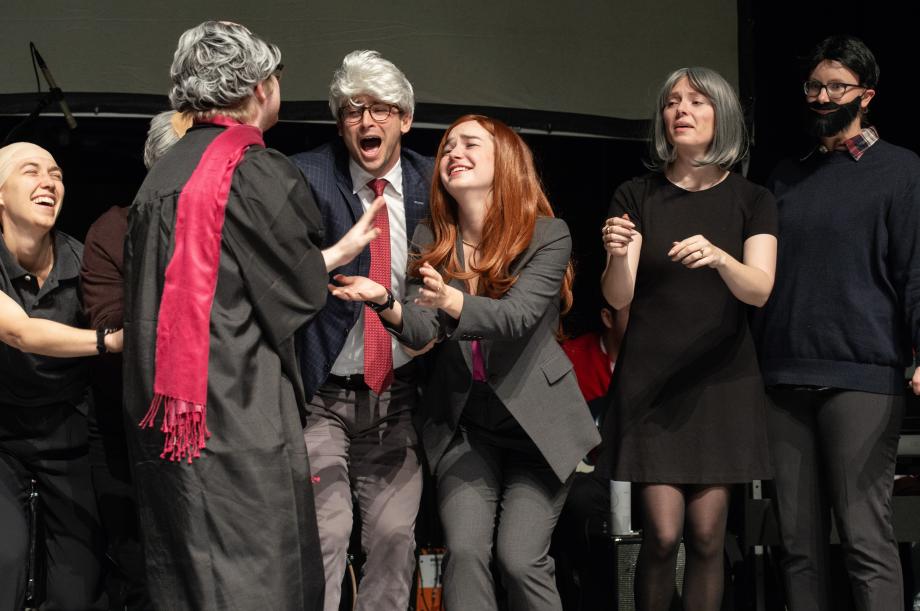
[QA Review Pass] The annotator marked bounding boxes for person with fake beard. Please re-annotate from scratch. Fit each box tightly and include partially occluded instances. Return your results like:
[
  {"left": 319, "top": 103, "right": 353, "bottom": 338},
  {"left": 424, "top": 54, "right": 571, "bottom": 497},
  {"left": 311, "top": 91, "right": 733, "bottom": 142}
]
[{"left": 752, "top": 35, "right": 920, "bottom": 611}]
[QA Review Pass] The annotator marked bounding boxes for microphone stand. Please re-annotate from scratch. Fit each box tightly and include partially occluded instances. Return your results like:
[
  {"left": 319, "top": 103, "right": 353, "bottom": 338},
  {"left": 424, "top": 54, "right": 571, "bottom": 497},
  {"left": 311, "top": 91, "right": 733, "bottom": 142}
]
[
  {"left": 2, "top": 42, "right": 77, "bottom": 146},
  {"left": 1, "top": 88, "right": 67, "bottom": 146}
]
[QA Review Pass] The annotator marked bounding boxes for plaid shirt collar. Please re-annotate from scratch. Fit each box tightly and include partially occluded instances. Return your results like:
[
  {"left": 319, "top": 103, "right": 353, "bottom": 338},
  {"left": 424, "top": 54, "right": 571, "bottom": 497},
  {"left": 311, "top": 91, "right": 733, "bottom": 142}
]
[{"left": 807, "top": 126, "right": 879, "bottom": 161}]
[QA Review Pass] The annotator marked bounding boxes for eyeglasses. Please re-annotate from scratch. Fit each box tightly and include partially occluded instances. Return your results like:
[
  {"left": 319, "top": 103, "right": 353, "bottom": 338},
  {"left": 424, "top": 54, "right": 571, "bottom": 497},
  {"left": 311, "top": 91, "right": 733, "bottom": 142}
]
[
  {"left": 272, "top": 63, "right": 284, "bottom": 82},
  {"left": 339, "top": 103, "right": 399, "bottom": 125},
  {"left": 803, "top": 80, "right": 865, "bottom": 100}
]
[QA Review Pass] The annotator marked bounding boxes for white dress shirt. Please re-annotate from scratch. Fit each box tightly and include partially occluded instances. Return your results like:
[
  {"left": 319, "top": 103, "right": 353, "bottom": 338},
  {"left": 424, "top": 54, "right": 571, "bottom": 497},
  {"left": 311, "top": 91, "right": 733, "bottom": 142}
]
[{"left": 330, "top": 158, "right": 412, "bottom": 375}]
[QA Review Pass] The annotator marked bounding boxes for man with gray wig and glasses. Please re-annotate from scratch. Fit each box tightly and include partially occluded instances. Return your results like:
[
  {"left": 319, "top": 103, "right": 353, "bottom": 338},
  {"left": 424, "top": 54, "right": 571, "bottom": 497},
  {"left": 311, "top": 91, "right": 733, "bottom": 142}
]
[
  {"left": 123, "top": 22, "right": 381, "bottom": 609},
  {"left": 753, "top": 34, "right": 920, "bottom": 610},
  {"left": 290, "top": 50, "right": 433, "bottom": 611}
]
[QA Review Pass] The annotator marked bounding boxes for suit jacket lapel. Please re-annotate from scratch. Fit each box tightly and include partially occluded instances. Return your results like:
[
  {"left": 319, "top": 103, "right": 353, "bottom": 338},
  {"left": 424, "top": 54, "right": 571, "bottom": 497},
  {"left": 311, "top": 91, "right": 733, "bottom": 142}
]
[
  {"left": 454, "top": 225, "right": 546, "bottom": 374},
  {"left": 333, "top": 146, "right": 365, "bottom": 222},
  {"left": 331, "top": 144, "right": 370, "bottom": 282},
  {"left": 453, "top": 233, "right": 474, "bottom": 373}
]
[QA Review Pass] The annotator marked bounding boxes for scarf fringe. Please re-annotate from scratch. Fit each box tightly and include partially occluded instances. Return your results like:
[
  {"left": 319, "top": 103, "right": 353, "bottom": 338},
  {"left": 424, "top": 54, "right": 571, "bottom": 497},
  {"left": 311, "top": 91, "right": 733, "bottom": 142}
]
[{"left": 140, "top": 394, "right": 211, "bottom": 464}]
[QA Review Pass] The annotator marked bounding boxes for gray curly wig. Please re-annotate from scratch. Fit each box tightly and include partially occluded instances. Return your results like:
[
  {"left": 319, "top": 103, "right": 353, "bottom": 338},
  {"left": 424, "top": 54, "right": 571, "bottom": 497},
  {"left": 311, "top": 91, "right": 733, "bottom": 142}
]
[{"left": 169, "top": 21, "right": 281, "bottom": 119}]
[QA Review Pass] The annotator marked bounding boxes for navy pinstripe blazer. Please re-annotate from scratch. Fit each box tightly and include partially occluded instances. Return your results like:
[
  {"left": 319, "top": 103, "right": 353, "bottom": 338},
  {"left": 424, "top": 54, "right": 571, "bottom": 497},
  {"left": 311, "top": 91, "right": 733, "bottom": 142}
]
[{"left": 289, "top": 141, "right": 433, "bottom": 401}]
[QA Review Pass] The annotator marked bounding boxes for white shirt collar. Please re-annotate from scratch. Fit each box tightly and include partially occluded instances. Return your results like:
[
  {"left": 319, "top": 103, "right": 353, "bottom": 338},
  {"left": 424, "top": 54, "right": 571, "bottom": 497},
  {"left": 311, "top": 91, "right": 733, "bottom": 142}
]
[{"left": 348, "top": 157, "right": 404, "bottom": 198}]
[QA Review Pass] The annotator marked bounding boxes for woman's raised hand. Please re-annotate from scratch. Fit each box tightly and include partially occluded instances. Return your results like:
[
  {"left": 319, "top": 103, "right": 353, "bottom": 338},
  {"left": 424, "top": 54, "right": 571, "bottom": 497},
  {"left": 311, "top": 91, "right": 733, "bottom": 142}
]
[
  {"left": 602, "top": 214, "right": 637, "bottom": 257},
  {"left": 668, "top": 234, "right": 726, "bottom": 269},
  {"left": 415, "top": 262, "right": 458, "bottom": 310}
]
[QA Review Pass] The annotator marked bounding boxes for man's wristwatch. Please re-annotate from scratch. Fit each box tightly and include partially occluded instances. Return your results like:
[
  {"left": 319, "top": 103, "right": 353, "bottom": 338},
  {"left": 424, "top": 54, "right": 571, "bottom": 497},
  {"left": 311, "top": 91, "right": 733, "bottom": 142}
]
[
  {"left": 365, "top": 288, "right": 395, "bottom": 313},
  {"left": 96, "top": 327, "right": 116, "bottom": 354}
]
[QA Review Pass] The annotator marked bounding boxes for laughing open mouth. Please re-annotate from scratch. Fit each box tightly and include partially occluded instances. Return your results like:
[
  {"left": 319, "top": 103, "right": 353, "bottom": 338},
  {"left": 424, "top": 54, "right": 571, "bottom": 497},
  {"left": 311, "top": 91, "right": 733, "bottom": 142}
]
[
  {"left": 32, "top": 196, "right": 56, "bottom": 207},
  {"left": 360, "top": 136, "right": 382, "bottom": 153}
]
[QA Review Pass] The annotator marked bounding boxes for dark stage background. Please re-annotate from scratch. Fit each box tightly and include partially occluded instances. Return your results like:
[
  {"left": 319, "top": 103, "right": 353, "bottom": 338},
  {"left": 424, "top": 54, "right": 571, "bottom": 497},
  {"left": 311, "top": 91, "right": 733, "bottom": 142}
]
[
  {"left": 2, "top": 4, "right": 918, "bottom": 610},
  {"left": 0, "top": 1, "right": 914, "bottom": 336}
]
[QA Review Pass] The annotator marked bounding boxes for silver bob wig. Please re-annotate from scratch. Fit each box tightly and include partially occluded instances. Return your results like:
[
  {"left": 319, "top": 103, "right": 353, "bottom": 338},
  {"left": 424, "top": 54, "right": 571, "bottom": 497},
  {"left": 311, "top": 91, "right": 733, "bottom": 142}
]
[
  {"left": 649, "top": 67, "right": 748, "bottom": 170},
  {"left": 143, "top": 111, "right": 181, "bottom": 169},
  {"left": 169, "top": 21, "right": 280, "bottom": 115},
  {"left": 328, "top": 50, "right": 415, "bottom": 120}
]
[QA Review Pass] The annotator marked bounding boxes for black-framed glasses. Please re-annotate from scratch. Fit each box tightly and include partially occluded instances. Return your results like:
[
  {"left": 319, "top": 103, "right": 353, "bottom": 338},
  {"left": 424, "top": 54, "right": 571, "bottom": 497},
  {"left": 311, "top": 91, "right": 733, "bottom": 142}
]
[
  {"left": 339, "top": 103, "right": 399, "bottom": 125},
  {"left": 272, "top": 63, "right": 284, "bottom": 82},
  {"left": 803, "top": 80, "right": 865, "bottom": 100}
]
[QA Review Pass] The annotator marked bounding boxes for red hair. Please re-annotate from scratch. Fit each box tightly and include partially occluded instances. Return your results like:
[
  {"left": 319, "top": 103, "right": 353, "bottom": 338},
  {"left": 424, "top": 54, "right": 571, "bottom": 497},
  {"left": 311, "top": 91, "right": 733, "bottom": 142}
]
[{"left": 412, "top": 115, "right": 574, "bottom": 314}]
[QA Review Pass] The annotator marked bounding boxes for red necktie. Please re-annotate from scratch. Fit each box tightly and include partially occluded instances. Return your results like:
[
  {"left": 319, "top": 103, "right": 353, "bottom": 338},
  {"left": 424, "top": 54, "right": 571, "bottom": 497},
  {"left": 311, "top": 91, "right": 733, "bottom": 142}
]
[{"left": 364, "top": 178, "right": 393, "bottom": 394}]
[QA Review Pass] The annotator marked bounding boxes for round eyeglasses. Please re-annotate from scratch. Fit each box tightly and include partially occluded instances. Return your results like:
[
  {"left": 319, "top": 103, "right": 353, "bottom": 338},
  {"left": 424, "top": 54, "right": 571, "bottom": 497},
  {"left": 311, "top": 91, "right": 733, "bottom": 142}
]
[
  {"left": 803, "top": 80, "right": 865, "bottom": 100},
  {"left": 339, "top": 103, "right": 399, "bottom": 125}
]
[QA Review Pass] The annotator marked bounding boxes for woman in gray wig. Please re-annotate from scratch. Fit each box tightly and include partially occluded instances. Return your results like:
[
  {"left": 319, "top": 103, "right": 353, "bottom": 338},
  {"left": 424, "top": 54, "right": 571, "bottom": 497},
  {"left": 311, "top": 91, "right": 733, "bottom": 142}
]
[{"left": 600, "top": 67, "right": 778, "bottom": 611}]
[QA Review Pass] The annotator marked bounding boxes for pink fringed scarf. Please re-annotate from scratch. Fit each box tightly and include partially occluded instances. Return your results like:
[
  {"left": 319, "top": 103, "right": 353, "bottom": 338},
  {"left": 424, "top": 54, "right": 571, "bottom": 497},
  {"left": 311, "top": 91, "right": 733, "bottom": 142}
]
[{"left": 140, "top": 116, "right": 264, "bottom": 463}]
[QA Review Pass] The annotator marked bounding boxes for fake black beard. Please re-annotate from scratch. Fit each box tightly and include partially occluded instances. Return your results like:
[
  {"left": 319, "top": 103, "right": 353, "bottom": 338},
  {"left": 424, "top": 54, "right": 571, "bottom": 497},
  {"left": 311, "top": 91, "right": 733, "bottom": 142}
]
[{"left": 808, "top": 96, "right": 863, "bottom": 138}]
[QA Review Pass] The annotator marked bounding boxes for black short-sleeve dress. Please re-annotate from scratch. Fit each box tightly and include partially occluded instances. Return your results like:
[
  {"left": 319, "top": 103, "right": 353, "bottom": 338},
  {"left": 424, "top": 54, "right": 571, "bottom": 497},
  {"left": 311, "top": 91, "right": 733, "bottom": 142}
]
[{"left": 603, "top": 172, "right": 776, "bottom": 484}]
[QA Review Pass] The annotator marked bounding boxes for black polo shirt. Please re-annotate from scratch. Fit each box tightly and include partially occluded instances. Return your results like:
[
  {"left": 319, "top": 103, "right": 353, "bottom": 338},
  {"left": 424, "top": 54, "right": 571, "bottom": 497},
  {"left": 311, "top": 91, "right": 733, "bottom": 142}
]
[{"left": 0, "top": 230, "right": 90, "bottom": 409}]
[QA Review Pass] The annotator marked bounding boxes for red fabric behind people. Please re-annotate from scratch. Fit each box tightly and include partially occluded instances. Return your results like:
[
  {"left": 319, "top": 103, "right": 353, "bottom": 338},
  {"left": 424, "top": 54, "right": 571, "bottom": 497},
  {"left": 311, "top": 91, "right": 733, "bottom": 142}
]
[{"left": 562, "top": 332, "right": 612, "bottom": 403}]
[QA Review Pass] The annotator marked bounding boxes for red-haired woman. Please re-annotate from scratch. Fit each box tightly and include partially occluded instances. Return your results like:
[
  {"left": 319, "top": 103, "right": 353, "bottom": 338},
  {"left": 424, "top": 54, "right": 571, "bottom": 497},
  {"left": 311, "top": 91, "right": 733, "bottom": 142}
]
[{"left": 330, "top": 115, "right": 599, "bottom": 611}]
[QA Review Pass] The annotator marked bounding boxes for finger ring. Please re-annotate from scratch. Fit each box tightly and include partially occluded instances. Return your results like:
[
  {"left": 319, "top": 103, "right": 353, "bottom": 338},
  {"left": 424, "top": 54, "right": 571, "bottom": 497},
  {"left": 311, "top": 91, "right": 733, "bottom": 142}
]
[{"left": 697, "top": 251, "right": 704, "bottom": 260}]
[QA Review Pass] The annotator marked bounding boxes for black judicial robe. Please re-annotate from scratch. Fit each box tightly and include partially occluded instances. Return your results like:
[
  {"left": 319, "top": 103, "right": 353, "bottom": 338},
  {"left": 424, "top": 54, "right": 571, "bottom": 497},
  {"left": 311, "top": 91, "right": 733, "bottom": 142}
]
[{"left": 123, "top": 124, "right": 328, "bottom": 610}]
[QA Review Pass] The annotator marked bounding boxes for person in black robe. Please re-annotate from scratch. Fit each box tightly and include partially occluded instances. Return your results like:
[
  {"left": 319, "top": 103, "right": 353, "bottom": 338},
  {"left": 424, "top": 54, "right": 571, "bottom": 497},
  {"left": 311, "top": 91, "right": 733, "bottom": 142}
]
[{"left": 122, "top": 22, "right": 381, "bottom": 610}]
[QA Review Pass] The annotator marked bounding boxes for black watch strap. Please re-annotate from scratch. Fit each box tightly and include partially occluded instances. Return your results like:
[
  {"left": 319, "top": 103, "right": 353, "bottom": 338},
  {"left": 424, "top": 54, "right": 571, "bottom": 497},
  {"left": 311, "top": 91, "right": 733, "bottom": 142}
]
[
  {"left": 96, "top": 327, "right": 114, "bottom": 354},
  {"left": 365, "top": 288, "right": 394, "bottom": 313}
]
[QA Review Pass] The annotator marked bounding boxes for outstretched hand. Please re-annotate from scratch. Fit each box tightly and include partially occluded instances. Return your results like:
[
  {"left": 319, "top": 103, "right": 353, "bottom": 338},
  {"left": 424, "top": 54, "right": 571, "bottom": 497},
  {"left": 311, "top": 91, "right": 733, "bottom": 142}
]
[
  {"left": 323, "top": 197, "right": 385, "bottom": 272},
  {"left": 328, "top": 274, "right": 387, "bottom": 304}
]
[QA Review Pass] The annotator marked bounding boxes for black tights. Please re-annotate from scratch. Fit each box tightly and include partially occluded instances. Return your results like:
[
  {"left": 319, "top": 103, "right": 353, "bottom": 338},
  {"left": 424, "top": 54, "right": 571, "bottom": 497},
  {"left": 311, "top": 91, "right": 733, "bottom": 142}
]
[{"left": 635, "top": 484, "right": 729, "bottom": 611}]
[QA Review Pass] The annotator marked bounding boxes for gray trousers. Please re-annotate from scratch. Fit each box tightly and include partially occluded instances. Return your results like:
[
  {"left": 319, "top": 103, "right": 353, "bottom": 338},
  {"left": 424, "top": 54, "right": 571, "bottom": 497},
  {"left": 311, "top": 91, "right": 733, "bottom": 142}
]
[
  {"left": 766, "top": 388, "right": 904, "bottom": 611},
  {"left": 436, "top": 425, "right": 570, "bottom": 611},
  {"left": 304, "top": 373, "right": 422, "bottom": 611}
]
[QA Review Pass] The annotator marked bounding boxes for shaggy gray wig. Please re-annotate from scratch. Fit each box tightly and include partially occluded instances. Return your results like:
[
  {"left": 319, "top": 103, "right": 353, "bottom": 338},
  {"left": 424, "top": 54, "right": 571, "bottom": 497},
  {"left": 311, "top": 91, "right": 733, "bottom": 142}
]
[
  {"left": 169, "top": 21, "right": 280, "bottom": 117},
  {"left": 328, "top": 50, "right": 415, "bottom": 120},
  {"left": 648, "top": 67, "right": 747, "bottom": 170}
]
